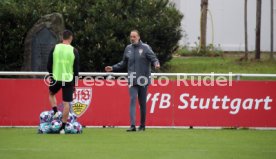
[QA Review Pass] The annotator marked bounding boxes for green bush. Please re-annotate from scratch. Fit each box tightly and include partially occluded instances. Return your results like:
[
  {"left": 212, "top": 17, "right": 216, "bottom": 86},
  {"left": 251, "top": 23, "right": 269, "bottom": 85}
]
[{"left": 0, "top": 0, "right": 183, "bottom": 71}]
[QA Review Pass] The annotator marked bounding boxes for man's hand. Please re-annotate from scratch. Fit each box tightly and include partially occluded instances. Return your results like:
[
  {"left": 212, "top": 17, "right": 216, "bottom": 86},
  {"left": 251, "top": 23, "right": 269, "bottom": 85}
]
[
  {"left": 105, "top": 66, "right": 113, "bottom": 72},
  {"left": 155, "top": 63, "right": 160, "bottom": 69}
]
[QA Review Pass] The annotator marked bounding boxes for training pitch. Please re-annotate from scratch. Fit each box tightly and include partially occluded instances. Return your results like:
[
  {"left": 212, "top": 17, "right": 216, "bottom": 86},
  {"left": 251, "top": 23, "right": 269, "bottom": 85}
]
[{"left": 0, "top": 128, "right": 275, "bottom": 159}]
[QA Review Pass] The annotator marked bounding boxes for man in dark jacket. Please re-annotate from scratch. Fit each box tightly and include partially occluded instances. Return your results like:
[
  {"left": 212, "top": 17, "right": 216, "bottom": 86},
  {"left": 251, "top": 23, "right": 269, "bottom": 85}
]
[{"left": 105, "top": 30, "right": 160, "bottom": 132}]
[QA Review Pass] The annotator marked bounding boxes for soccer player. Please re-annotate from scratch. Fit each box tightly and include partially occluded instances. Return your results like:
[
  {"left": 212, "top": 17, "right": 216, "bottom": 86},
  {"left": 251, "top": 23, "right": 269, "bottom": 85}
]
[
  {"left": 105, "top": 30, "right": 160, "bottom": 132},
  {"left": 47, "top": 30, "right": 79, "bottom": 134}
]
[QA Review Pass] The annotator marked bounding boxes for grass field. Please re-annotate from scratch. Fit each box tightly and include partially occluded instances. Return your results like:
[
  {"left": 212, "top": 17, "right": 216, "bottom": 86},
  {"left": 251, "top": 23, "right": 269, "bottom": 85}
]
[
  {"left": 162, "top": 53, "right": 276, "bottom": 80},
  {"left": 0, "top": 128, "right": 276, "bottom": 159}
]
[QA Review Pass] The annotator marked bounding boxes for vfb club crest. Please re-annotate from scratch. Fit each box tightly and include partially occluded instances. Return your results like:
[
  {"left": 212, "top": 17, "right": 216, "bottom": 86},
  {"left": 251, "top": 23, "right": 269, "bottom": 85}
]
[
  {"left": 139, "top": 49, "right": 143, "bottom": 56},
  {"left": 71, "top": 87, "right": 92, "bottom": 117}
]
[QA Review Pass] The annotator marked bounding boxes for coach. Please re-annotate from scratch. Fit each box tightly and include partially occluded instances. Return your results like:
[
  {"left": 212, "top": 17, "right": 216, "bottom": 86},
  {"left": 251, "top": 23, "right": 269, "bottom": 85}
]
[{"left": 105, "top": 30, "right": 160, "bottom": 132}]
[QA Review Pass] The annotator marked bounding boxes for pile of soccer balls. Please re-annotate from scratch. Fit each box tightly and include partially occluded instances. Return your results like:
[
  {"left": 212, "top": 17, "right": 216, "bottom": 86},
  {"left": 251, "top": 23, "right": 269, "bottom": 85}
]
[{"left": 38, "top": 110, "right": 83, "bottom": 134}]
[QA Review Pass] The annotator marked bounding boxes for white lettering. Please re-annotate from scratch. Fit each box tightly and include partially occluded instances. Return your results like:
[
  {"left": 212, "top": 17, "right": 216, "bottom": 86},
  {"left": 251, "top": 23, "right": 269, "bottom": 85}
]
[
  {"left": 199, "top": 98, "right": 210, "bottom": 109},
  {"left": 264, "top": 96, "right": 272, "bottom": 110},
  {"left": 221, "top": 96, "right": 230, "bottom": 109},
  {"left": 230, "top": 98, "right": 241, "bottom": 115},
  {"left": 190, "top": 95, "right": 199, "bottom": 109},
  {"left": 178, "top": 93, "right": 189, "bottom": 109},
  {"left": 159, "top": 94, "right": 171, "bottom": 109},
  {"left": 149, "top": 93, "right": 160, "bottom": 113},
  {"left": 177, "top": 75, "right": 189, "bottom": 86},
  {"left": 254, "top": 99, "right": 263, "bottom": 110},
  {"left": 242, "top": 98, "right": 253, "bottom": 110},
  {"left": 212, "top": 96, "right": 220, "bottom": 109}
]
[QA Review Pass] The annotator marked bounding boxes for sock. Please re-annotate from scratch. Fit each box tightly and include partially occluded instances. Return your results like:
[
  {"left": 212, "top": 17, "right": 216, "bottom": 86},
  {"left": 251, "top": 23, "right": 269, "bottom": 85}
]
[
  {"left": 52, "top": 106, "right": 58, "bottom": 113},
  {"left": 61, "top": 122, "right": 66, "bottom": 130}
]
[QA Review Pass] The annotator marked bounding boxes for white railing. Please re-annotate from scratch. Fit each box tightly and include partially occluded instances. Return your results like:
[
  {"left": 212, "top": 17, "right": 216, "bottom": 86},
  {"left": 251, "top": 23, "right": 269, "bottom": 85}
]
[{"left": 0, "top": 71, "right": 276, "bottom": 80}]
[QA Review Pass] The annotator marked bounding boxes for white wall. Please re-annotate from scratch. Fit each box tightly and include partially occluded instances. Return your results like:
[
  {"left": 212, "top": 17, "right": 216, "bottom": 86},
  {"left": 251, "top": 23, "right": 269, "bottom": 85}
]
[{"left": 172, "top": 0, "right": 276, "bottom": 51}]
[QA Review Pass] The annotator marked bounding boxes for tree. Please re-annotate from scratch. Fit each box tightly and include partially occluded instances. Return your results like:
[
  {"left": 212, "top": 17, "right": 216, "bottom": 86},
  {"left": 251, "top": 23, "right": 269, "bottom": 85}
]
[
  {"left": 255, "top": 0, "right": 262, "bottom": 60},
  {"left": 244, "top": 0, "right": 249, "bottom": 60},
  {"left": 200, "top": 0, "right": 208, "bottom": 52},
  {"left": 0, "top": 0, "right": 183, "bottom": 71},
  {"left": 270, "top": 0, "right": 274, "bottom": 60}
]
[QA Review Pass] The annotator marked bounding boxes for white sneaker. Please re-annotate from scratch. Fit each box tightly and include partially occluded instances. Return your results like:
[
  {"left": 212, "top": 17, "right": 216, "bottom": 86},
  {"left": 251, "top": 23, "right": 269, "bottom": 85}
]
[{"left": 60, "top": 129, "right": 65, "bottom": 134}]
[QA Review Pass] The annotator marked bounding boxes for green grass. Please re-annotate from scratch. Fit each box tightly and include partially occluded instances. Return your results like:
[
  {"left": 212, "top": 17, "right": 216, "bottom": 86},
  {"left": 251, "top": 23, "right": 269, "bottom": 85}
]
[
  {"left": 162, "top": 55, "right": 276, "bottom": 80},
  {"left": 0, "top": 128, "right": 276, "bottom": 159}
]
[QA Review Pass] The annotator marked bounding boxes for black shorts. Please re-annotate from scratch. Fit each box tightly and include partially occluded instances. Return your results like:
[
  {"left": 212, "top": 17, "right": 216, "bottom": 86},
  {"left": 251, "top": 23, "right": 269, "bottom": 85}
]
[{"left": 49, "top": 80, "right": 74, "bottom": 102}]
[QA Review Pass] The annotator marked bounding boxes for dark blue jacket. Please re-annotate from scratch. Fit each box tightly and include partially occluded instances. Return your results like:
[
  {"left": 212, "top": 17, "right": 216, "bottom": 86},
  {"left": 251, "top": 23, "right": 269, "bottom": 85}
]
[{"left": 112, "top": 41, "right": 159, "bottom": 86}]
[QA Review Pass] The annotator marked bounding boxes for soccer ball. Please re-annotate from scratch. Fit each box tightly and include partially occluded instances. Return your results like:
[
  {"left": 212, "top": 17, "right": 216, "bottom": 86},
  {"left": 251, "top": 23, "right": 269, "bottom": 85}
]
[
  {"left": 38, "top": 109, "right": 82, "bottom": 134},
  {"left": 38, "top": 123, "right": 51, "bottom": 134},
  {"left": 40, "top": 111, "right": 52, "bottom": 123},
  {"left": 67, "top": 113, "right": 77, "bottom": 123},
  {"left": 51, "top": 120, "right": 62, "bottom": 133},
  {"left": 65, "top": 123, "right": 74, "bottom": 134},
  {"left": 72, "top": 122, "right": 83, "bottom": 134},
  {"left": 50, "top": 110, "right": 62, "bottom": 121}
]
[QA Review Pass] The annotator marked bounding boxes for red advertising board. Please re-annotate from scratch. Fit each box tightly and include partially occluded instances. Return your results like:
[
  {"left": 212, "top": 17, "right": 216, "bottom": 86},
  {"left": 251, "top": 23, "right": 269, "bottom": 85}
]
[{"left": 0, "top": 79, "right": 275, "bottom": 127}]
